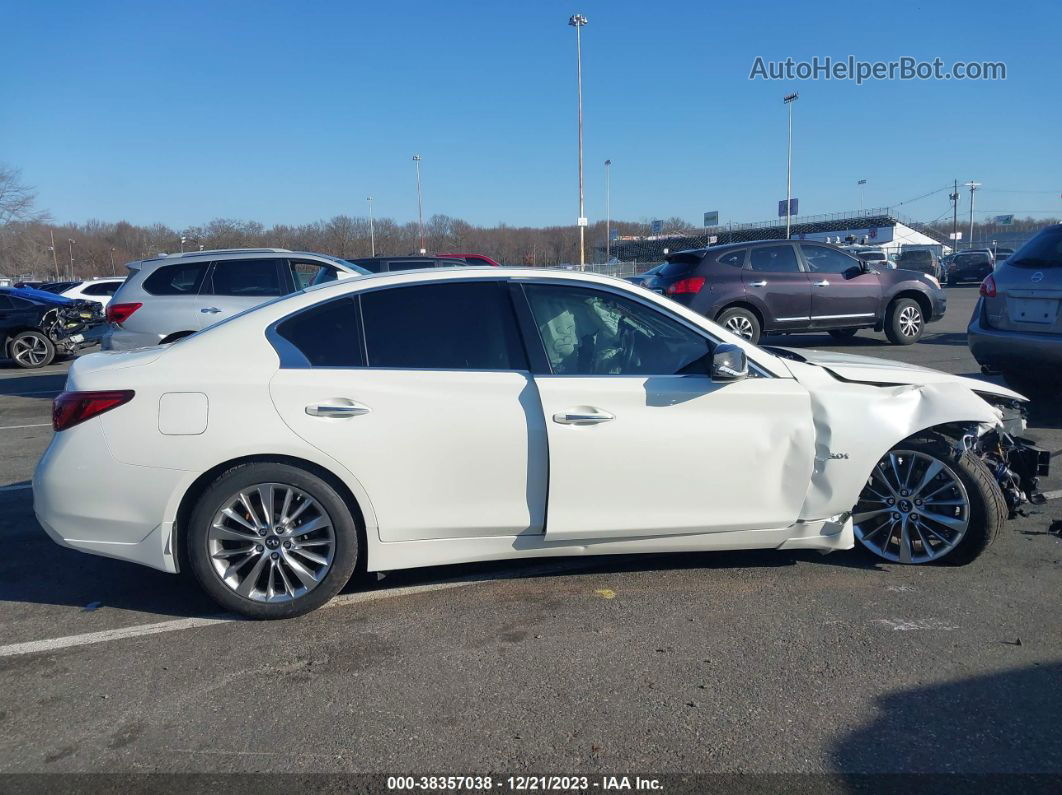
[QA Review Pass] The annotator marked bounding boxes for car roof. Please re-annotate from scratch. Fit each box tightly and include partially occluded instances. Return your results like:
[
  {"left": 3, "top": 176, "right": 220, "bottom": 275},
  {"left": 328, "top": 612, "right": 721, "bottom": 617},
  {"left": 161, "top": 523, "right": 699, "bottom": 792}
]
[
  {"left": 128, "top": 248, "right": 358, "bottom": 271},
  {"left": 671, "top": 239, "right": 847, "bottom": 259}
]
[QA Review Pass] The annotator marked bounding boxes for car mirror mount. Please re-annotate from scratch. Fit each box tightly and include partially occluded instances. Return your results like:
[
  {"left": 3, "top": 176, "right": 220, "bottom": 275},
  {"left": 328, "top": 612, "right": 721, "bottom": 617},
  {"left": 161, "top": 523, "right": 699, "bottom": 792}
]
[{"left": 710, "top": 343, "right": 748, "bottom": 383}]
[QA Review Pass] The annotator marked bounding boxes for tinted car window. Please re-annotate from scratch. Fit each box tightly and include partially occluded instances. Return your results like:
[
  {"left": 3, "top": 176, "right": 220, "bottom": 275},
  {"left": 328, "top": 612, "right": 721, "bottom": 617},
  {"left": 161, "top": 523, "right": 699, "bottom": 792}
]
[
  {"left": 361, "top": 282, "right": 527, "bottom": 370},
  {"left": 801, "top": 244, "right": 860, "bottom": 274},
  {"left": 658, "top": 258, "right": 697, "bottom": 278},
  {"left": 82, "top": 281, "right": 120, "bottom": 296},
  {"left": 1008, "top": 227, "right": 1062, "bottom": 269},
  {"left": 275, "top": 297, "right": 364, "bottom": 367},
  {"left": 749, "top": 245, "right": 800, "bottom": 273},
  {"left": 8, "top": 296, "right": 33, "bottom": 309},
  {"left": 717, "top": 250, "right": 746, "bottom": 268},
  {"left": 143, "top": 262, "right": 209, "bottom": 295},
  {"left": 206, "top": 259, "right": 285, "bottom": 297},
  {"left": 524, "top": 284, "right": 713, "bottom": 376},
  {"left": 290, "top": 261, "right": 338, "bottom": 290},
  {"left": 0, "top": 296, "right": 11, "bottom": 310},
  {"left": 385, "top": 260, "right": 435, "bottom": 271}
]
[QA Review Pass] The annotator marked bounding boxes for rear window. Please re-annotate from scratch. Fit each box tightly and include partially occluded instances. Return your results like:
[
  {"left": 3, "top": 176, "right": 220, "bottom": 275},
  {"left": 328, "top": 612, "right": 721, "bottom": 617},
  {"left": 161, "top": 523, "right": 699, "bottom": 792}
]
[
  {"left": 1008, "top": 227, "right": 1062, "bottom": 269},
  {"left": 143, "top": 262, "right": 209, "bottom": 295},
  {"left": 899, "top": 250, "right": 932, "bottom": 263},
  {"left": 659, "top": 257, "right": 698, "bottom": 277}
]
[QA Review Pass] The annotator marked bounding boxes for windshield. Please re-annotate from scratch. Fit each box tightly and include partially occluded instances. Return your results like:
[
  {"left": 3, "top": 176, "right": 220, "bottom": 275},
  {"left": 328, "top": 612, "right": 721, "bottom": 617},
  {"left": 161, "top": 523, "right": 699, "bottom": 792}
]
[{"left": 1007, "top": 227, "right": 1062, "bottom": 269}]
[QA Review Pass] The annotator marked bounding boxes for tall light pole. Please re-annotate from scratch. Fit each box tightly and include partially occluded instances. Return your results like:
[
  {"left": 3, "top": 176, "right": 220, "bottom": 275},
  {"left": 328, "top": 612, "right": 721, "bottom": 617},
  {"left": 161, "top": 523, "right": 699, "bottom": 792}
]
[
  {"left": 604, "top": 159, "right": 612, "bottom": 263},
  {"left": 965, "top": 180, "right": 981, "bottom": 248},
  {"left": 857, "top": 178, "right": 867, "bottom": 213},
  {"left": 109, "top": 247, "right": 116, "bottom": 275},
  {"left": 48, "top": 230, "right": 59, "bottom": 279},
  {"left": 367, "top": 196, "right": 376, "bottom": 257},
  {"left": 67, "top": 238, "right": 75, "bottom": 278},
  {"left": 412, "top": 154, "right": 425, "bottom": 254},
  {"left": 569, "top": 13, "right": 588, "bottom": 268},
  {"left": 783, "top": 92, "right": 799, "bottom": 239}
]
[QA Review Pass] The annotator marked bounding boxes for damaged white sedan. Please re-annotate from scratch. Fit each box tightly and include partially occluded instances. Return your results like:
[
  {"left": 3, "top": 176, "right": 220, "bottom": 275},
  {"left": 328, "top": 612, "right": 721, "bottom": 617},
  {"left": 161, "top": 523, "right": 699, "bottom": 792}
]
[{"left": 34, "top": 268, "right": 1049, "bottom": 618}]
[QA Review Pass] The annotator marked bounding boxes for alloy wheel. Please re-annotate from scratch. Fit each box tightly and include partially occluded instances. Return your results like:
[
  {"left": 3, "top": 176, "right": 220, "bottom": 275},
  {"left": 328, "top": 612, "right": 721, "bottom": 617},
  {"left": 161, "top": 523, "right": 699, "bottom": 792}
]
[
  {"left": 898, "top": 305, "right": 922, "bottom": 338},
  {"left": 11, "top": 335, "right": 49, "bottom": 367},
  {"left": 207, "top": 483, "right": 336, "bottom": 602},
  {"left": 724, "top": 315, "right": 755, "bottom": 340},
  {"left": 853, "top": 449, "right": 970, "bottom": 563}
]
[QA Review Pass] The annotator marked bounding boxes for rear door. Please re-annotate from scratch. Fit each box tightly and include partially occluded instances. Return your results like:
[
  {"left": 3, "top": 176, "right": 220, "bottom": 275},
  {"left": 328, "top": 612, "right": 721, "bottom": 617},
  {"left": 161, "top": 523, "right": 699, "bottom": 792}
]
[
  {"left": 126, "top": 260, "right": 210, "bottom": 339},
  {"left": 799, "top": 243, "right": 881, "bottom": 328},
  {"left": 196, "top": 258, "right": 287, "bottom": 327},
  {"left": 743, "top": 244, "right": 812, "bottom": 330}
]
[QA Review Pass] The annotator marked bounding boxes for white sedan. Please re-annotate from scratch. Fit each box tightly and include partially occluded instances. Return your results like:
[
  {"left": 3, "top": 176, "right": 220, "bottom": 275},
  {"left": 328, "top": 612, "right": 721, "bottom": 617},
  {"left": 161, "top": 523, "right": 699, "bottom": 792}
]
[{"left": 34, "top": 268, "right": 1036, "bottom": 618}]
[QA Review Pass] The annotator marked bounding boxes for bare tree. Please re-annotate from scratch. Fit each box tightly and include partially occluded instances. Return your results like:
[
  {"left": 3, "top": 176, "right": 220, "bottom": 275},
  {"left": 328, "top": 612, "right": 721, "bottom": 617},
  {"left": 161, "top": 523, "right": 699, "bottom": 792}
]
[{"left": 0, "top": 165, "right": 48, "bottom": 225}]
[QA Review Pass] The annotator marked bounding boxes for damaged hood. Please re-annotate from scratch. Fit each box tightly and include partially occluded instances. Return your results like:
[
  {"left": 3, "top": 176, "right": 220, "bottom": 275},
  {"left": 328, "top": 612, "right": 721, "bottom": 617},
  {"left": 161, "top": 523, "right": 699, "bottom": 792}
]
[{"left": 772, "top": 347, "right": 1025, "bottom": 402}]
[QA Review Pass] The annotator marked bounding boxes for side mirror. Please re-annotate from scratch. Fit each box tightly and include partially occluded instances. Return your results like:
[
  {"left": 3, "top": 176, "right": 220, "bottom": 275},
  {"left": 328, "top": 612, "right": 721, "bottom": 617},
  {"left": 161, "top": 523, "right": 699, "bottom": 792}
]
[{"left": 710, "top": 343, "right": 748, "bottom": 382}]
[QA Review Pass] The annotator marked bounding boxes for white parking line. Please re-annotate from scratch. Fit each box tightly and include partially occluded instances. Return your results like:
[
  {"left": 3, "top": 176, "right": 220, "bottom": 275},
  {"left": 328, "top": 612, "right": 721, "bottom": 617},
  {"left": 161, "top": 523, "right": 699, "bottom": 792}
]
[
  {"left": 0, "top": 560, "right": 598, "bottom": 659},
  {"left": 0, "top": 423, "right": 51, "bottom": 431}
]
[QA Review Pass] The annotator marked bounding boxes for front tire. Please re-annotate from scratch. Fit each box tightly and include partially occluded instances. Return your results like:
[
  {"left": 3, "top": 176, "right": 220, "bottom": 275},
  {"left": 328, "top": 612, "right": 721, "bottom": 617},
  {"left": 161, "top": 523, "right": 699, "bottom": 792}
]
[
  {"left": 853, "top": 438, "right": 1005, "bottom": 565},
  {"left": 186, "top": 463, "right": 359, "bottom": 619},
  {"left": 8, "top": 330, "right": 56, "bottom": 369},
  {"left": 884, "top": 297, "right": 925, "bottom": 345},
  {"left": 717, "top": 307, "right": 761, "bottom": 344}
]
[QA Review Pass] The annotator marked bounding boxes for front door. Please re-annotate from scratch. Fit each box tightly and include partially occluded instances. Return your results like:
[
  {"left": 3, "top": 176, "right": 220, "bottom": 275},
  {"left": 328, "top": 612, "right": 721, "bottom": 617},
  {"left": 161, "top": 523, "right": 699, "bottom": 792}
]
[
  {"left": 268, "top": 281, "right": 547, "bottom": 542},
  {"left": 799, "top": 244, "right": 882, "bottom": 328},
  {"left": 519, "top": 282, "right": 815, "bottom": 541},
  {"left": 744, "top": 244, "right": 813, "bottom": 331}
]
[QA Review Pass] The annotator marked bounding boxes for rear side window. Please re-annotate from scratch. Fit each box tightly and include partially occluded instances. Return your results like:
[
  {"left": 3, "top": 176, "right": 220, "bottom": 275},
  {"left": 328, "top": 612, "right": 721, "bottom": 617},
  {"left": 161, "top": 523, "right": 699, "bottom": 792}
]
[
  {"left": 749, "top": 245, "right": 800, "bottom": 273},
  {"left": 275, "top": 298, "right": 364, "bottom": 367},
  {"left": 143, "top": 262, "right": 209, "bottom": 296},
  {"left": 206, "top": 259, "right": 285, "bottom": 297},
  {"left": 717, "top": 250, "right": 746, "bottom": 268},
  {"left": 361, "top": 282, "right": 528, "bottom": 370},
  {"left": 82, "top": 281, "right": 120, "bottom": 296},
  {"left": 291, "top": 261, "right": 338, "bottom": 289}
]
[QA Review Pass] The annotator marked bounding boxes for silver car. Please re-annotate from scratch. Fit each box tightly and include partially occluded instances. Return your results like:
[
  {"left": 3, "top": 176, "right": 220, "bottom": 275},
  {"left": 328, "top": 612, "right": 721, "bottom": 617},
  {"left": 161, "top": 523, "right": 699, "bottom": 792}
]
[
  {"left": 968, "top": 224, "right": 1062, "bottom": 394},
  {"left": 102, "top": 249, "right": 366, "bottom": 351}
]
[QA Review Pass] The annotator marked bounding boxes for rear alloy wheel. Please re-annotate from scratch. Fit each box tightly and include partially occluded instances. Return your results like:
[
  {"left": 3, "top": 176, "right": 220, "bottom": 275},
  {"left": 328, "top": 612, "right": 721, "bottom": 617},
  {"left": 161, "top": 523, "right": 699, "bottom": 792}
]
[
  {"left": 853, "top": 440, "right": 1005, "bottom": 565},
  {"left": 187, "top": 463, "right": 359, "bottom": 618},
  {"left": 717, "top": 307, "right": 761, "bottom": 344},
  {"left": 8, "top": 330, "right": 56, "bottom": 369},
  {"left": 884, "top": 298, "right": 924, "bottom": 345},
  {"left": 828, "top": 328, "right": 858, "bottom": 340}
]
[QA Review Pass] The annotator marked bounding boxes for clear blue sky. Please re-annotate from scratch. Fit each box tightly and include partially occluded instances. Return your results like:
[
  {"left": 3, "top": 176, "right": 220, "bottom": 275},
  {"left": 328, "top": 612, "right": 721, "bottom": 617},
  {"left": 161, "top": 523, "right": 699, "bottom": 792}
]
[{"left": 2, "top": 0, "right": 1059, "bottom": 230}]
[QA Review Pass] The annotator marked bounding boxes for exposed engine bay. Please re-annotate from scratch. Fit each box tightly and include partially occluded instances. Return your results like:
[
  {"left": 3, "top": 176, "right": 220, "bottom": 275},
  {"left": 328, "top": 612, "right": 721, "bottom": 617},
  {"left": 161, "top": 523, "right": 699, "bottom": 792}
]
[{"left": 41, "top": 301, "right": 103, "bottom": 355}]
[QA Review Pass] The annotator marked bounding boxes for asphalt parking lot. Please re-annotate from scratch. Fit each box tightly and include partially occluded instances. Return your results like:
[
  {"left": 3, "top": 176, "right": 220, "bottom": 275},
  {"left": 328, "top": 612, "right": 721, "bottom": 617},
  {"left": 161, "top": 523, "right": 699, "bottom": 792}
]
[{"left": 1, "top": 285, "right": 1060, "bottom": 779}]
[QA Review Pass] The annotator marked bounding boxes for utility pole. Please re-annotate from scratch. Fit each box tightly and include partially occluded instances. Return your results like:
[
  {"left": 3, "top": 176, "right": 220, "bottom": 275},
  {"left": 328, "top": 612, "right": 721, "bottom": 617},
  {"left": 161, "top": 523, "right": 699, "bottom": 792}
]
[
  {"left": 109, "top": 248, "right": 116, "bottom": 275},
  {"left": 965, "top": 181, "right": 981, "bottom": 248},
  {"left": 783, "top": 92, "right": 799, "bottom": 239},
  {"left": 48, "top": 230, "right": 59, "bottom": 279},
  {"left": 67, "top": 239, "right": 75, "bottom": 278},
  {"left": 569, "top": 13, "right": 588, "bottom": 268},
  {"left": 412, "top": 155, "right": 425, "bottom": 254},
  {"left": 367, "top": 196, "right": 376, "bottom": 257},
  {"left": 604, "top": 159, "right": 612, "bottom": 263},
  {"left": 950, "top": 180, "right": 959, "bottom": 250}
]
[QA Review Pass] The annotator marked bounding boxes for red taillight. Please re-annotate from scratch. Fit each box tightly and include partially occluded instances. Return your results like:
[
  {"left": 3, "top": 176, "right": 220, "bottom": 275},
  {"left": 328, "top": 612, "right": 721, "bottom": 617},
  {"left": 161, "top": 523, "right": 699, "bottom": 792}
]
[
  {"left": 106, "top": 302, "right": 142, "bottom": 326},
  {"left": 53, "top": 390, "right": 135, "bottom": 432},
  {"left": 979, "top": 275, "right": 997, "bottom": 298},
  {"left": 667, "top": 276, "right": 706, "bottom": 296}
]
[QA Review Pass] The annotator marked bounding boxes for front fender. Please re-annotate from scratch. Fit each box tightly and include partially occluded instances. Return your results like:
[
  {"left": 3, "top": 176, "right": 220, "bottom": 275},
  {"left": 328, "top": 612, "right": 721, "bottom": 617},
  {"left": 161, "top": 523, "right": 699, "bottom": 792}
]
[{"left": 788, "top": 361, "right": 1000, "bottom": 521}]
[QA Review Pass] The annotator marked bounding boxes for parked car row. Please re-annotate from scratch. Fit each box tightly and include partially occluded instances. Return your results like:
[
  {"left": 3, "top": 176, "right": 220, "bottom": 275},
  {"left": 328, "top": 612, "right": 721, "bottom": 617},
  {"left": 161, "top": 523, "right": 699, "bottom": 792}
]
[
  {"left": 34, "top": 265, "right": 1048, "bottom": 619},
  {"left": 625, "top": 239, "right": 945, "bottom": 345}
]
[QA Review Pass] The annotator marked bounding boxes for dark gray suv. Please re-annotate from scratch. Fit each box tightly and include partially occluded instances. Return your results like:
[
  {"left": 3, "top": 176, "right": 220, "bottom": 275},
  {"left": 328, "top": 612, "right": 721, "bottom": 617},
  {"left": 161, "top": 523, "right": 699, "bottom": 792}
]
[{"left": 651, "top": 240, "right": 946, "bottom": 345}]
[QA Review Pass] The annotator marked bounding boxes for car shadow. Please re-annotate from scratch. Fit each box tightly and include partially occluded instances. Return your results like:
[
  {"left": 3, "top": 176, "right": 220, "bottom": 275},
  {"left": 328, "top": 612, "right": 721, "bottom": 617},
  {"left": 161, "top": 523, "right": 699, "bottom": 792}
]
[
  {"left": 911, "top": 331, "right": 970, "bottom": 347},
  {"left": 762, "top": 334, "right": 888, "bottom": 349},
  {"left": 0, "top": 486, "right": 882, "bottom": 619},
  {"left": 831, "top": 663, "right": 1062, "bottom": 775}
]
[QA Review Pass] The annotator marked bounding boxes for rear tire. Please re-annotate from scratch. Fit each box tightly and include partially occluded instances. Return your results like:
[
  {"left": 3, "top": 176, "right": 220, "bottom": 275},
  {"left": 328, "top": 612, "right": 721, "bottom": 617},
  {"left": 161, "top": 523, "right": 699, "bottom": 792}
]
[
  {"left": 186, "top": 462, "right": 359, "bottom": 619},
  {"left": 717, "top": 307, "right": 761, "bottom": 344},
  {"left": 8, "top": 330, "right": 56, "bottom": 369},
  {"left": 853, "top": 438, "right": 1005, "bottom": 566},
  {"left": 828, "top": 328, "right": 858, "bottom": 340},
  {"left": 884, "top": 298, "right": 925, "bottom": 345}
]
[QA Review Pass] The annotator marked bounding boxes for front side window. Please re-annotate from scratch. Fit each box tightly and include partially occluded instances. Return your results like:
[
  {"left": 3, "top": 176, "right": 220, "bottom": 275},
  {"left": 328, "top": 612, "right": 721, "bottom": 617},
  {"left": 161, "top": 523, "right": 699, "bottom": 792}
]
[
  {"left": 749, "top": 245, "right": 801, "bottom": 273},
  {"left": 206, "top": 259, "right": 285, "bottom": 297},
  {"left": 143, "top": 262, "right": 209, "bottom": 295},
  {"left": 801, "top": 244, "right": 860, "bottom": 274},
  {"left": 291, "top": 261, "right": 338, "bottom": 290},
  {"left": 523, "top": 284, "right": 713, "bottom": 376},
  {"left": 275, "top": 297, "right": 363, "bottom": 367},
  {"left": 361, "top": 281, "right": 527, "bottom": 370}
]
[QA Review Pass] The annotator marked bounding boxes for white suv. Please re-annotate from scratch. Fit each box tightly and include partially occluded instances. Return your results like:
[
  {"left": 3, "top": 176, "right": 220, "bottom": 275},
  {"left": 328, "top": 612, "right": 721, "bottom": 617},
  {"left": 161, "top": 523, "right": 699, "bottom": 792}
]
[{"left": 102, "top": 249, "right": 366, "bottom": 351}]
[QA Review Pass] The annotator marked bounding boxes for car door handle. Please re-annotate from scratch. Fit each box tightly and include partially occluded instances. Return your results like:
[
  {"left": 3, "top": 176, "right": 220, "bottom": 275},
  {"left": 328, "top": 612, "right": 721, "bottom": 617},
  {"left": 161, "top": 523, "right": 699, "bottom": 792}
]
[
  {"left": 200, "top": 306, "right": 222, "bottom": 313},
  {"left": 553, "top": 408, "right": 615, "bottom": 426},
  {"left": 814, "top": 280, "right": 830, "bottom": 287},
  {"left": 749, "top": 280, "right": 768, "bottom": 287},
  {"left": 305, "top": 401, "right": 371, "bottom": 418}
]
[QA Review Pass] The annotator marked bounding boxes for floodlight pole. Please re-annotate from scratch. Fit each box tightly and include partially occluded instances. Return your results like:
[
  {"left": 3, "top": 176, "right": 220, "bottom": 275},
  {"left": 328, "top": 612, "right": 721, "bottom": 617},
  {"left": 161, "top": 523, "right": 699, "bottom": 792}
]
[{"left": 784, "top": 92, "right": 799, "bottom": 239}]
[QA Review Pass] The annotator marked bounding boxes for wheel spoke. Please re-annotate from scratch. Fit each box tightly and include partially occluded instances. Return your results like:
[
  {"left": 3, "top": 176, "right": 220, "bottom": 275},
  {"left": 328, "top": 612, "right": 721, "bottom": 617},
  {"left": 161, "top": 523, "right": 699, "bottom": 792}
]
[
  {"left": 238, "top": 491, "right": 263, "bottom": 530},
  {"left": 854, "top": 508, "right": 890, "bottom": 523},
  {"left": 257, "top": 485, "right": 276, "bottom": 531},
  {"left": 212, "top": 523, "right": 260, "bottom": 543},
  {"left": 898, "top": 517, "right": 913, "bottom": 564},
  {"left": 282, "top": 553, "right": 320, "bottom": 589},
  {"left": 911, "top": 460, "right": 944, "bottom": 498},
  {"left": 288, "top": 514, "right": 329, "bottom": 538},
  {"left": 236, "top": 553, "right": 270, "bottom": 597},
  {"left": 291, "top": 547, "right": 329, "bottom": 566},
  {"left": 919, "top": 510, "right": 966, "bottom": 531}
]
